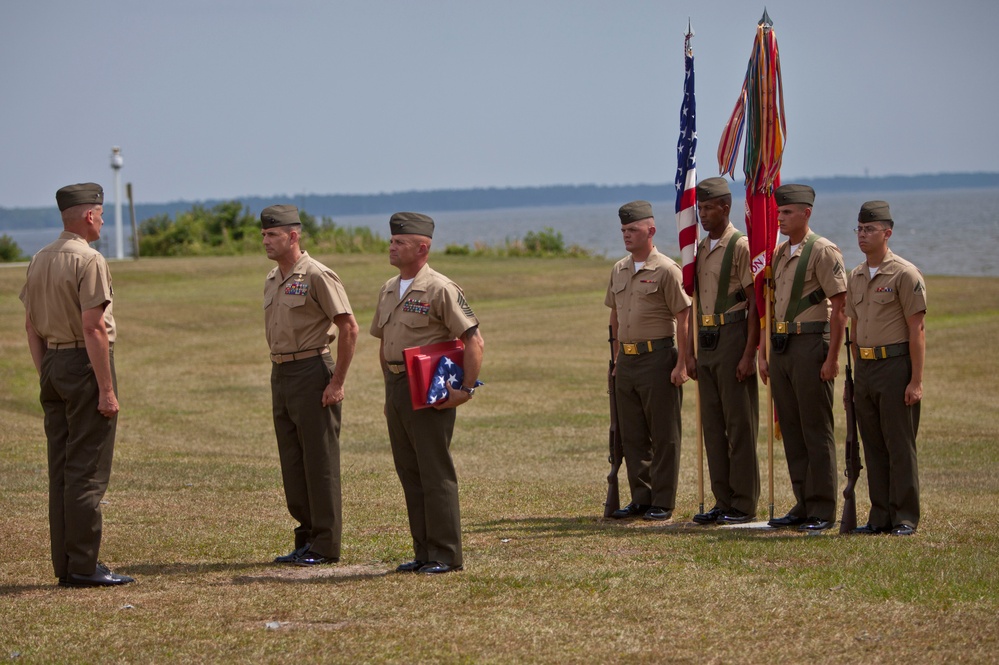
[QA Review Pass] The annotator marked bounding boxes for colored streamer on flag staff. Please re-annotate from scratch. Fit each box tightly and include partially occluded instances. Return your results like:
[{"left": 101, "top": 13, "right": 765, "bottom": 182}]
[
  {"left": 716, "top": 10, "right": 786, "bottom": 306},
  {"left": 674, "top": 25, "right": 698, "bottom": 297}
]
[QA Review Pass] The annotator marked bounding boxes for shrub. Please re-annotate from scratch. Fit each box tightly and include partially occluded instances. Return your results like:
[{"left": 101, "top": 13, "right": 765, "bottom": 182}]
[{"left": 0, "top": 234, "right": 26, "bottom": 262}]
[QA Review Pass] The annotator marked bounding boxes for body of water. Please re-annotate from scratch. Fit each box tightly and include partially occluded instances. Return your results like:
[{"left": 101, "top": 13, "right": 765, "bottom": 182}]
[{"left": 6, "top": 187, "right": 998, "bottom": 277}]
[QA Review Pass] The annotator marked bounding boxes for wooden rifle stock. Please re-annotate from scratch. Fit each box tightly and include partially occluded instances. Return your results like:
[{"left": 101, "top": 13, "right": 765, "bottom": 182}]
[
  {"left": 604, "top": 327, "right": 624, "bottom": 517},
  {"left": 839, "top": 327, "right": 863, "bottom": 533}
]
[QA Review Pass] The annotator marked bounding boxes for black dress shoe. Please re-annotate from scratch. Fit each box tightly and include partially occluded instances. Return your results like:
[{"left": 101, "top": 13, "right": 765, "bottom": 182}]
[
  {"left": 890, "top": 524, "right": 916, "bottom": 536},
  {"left": 274, "top": 544, "right": 311, "bottom": 564},
  {"left": 610, "top": 503, "right": 650, "bottom": 519},
  {"left": 798, "top": 517, "right": 834, "bottom": 532},
  {"left": 295, "top": 550, "right": 339, "bottom": 566},
  {"left": 850, "top": 523, "right": 888, "bottom": 535},
  {"left": 395, "top": 560, "right": 427, "bottom": 573},
  {"left": 768, "top": 513, "right": 807, "bottom": 528},
  {"left": 417, "top": 561, "right": 463, "bottom": 575},
  {"left": 717, "top": 508, "right": 753, "bottom": 525},
  {"left": 643, "top": 506, "right": 672, "bottom": 521},
  {"left": 59, "top": 563, "right": 134, "bottom": 588},
  {"left": 692, "top": 507, "right": 724, "bottom": 524}
]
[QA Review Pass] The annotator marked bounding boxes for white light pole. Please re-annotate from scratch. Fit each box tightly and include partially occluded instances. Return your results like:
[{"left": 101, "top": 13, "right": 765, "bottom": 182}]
[{"left": 110, "top": 146, "right": 124, "bottom": 259}]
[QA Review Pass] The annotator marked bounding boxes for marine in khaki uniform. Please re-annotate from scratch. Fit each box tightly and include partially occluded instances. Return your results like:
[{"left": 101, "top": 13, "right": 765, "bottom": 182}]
[
  {"left": 20, "top": 183, "right": 133, "bottom": 587},
  {"left": 759, "top": 184, "right": 847, "bottom": 532},
  {"left": 686, "top": 178, "right": 761, "bottom": 525},
  {"left": 846, "top": 201, "right": 926, "bottom": 536},
  {"left": 262, "top": 204, "right": 359, "bottom": 566},
  {"left": 370, "top": 212, "right": 483, "bottom": 575},
  {"left": 605, "top": 201, "right": 691, "bottom": 521}
]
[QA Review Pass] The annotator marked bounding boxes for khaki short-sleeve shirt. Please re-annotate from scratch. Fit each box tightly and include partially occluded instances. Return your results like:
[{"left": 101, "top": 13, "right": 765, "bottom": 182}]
[
  {"left": 370, "top": 263, "right": 479, "bottom": 363},
  {"left": 263, "top": 251, "right": 352, "bottom": 354},
  {"left": 605, "top": 247, "right": 691, "bottom": 343},
  {"left": 19, "top": 231, "right": 115, "bottom": 343},
  {"left": 846, "top": 250, "right": 927, "bottom": 347},
  {"left": 695, "top": 225, "right": 753, "bottom": 315},
  {"left": 772, "top": 235, "right": 847, "bottom": 323}
]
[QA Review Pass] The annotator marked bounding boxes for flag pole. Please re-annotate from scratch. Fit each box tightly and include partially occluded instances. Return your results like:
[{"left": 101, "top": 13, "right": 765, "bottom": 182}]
[
  {"left": 694, "top": 292, "right": 704, "bottom": 514},
  {"left": 765, "top": 266, "right": 775, "bottom": 521},
  {"left": 674, "top": 19, "right": 702, "bottom": 515},
  {"left": 687, "top": 19, "right": 704, "bottom": 516}
]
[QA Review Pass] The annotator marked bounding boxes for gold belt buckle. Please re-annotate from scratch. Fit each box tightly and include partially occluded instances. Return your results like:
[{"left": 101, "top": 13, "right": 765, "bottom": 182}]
[
  {"left": 701, "top": 315, "right": 717, "bottom": 327},
  {"left": 860, "top": 347, "right": 876, "bottom": 360},
  {"left": 622, "top": 343, "right": 638, "bottom": 355},
  {"left": 774, "top": 322, "right": 788, "bottom": 334}
]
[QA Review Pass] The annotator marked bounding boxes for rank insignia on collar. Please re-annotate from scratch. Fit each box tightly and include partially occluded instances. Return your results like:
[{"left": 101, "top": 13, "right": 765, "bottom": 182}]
[
  {"left": 285, "top": 281, "right": 309, "bottom": 296},
  {"left": 403, "top": 298, "right": 431, "bottom": 315}
]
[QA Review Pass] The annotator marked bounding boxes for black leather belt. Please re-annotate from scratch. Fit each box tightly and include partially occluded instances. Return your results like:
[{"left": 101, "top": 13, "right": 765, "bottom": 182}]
[
  {"left": 859, "top": 342, "right": 909, "bottom": 361},
  {"left": 772, "top": 321, "right": 829, "bottom": 335},
  {"left": 620, "top": 338, "right": 674, "bottom": 355},
  {"left": 700, "top": 310, "right": 748, "bottom": 327}
]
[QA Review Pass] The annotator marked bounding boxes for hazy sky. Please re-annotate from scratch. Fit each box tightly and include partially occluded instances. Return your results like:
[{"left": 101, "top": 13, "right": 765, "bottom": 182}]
[{"left": 2, "top": 0, "right": 997, "bottom": 208}]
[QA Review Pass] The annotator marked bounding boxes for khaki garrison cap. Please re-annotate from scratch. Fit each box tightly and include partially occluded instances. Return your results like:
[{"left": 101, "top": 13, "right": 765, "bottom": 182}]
[
  {"left": 618, "top": 200, "right": 654, "bottom": 224},
  {"left": 389, "top": 212, "right": 435, "bottom": 238},
  {"left": 774, "top": 184, "right": 815, "bottom": 206},
  {"left": 260, "top": 205, "right": 301, "bottom": 228},
  {"left": 696, "top": 177, "right": 731, "bottom": 201},
  {"left": 858, "top": 200, "right": 893, "bottom": 224},
  {"left": 56, "top": 183, "right": 103, "bottom": 211}
]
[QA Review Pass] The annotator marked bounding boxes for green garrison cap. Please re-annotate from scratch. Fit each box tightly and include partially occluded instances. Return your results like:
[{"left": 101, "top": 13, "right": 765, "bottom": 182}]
[
  {"left": 618, "top": 200, "right": 654, "bottom": 224},
  {"left": 696, "top": 177, "right": 731, "bottom": 201},
  {"left": 858, "top": 200, "right": 893, "bottom": 223},
  {"left": 389, "top": 212, "right": 435, "bottom": 238},
  {"left": 774, "top": 184, "right": 815, "bottom": 206},
  {"left": 260, "top": 204, "right": 301, "bottom": 229},
  {"left": 56, "top": 183, "right": 103, "bottom": 211}
]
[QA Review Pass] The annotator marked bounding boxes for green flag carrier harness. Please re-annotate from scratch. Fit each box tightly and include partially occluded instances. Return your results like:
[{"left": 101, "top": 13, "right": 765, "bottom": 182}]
[{"left": 770, "top": 232, "right": 828, "bottom": 354}]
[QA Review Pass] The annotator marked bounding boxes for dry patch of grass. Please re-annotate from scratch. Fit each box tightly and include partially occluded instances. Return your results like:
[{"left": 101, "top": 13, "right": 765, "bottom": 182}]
[{"left": 1, "top": 257, "right": 997, "bottom": 663}]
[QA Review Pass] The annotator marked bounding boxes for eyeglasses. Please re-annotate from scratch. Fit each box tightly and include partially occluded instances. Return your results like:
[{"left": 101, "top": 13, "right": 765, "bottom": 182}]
[{"left": 854, "top": 225, "right": 886, "bottom": 235}]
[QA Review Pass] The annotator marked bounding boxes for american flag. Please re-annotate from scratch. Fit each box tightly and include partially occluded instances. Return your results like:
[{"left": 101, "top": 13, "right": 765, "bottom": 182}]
[
  {"left": 674, "top": 30, "right": 698, "bottom": 296},
  {"left": 426, "top": 355, "right": 481, "bottom": 405}
]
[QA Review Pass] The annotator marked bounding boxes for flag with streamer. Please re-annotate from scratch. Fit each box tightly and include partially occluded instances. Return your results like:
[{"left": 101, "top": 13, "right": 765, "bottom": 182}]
[
  {"left": 717, "top": 9, "right": 786, "bottom": 307},
  {"left": 717, "top": 10, "right": 788, "bottom": 516},
  {"left": 674, "top": 24, "right": 698, "bottom": 296}
]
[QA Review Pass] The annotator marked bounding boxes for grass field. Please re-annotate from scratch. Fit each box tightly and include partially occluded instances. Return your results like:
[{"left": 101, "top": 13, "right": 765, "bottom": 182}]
[{"left": 1, "top": 253, "right": 997, "bottom": 663}]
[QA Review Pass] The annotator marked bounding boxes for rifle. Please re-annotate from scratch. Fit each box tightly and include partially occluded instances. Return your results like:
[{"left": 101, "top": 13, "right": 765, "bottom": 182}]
[
  {"left": 604, "top": 326, "right": 625, "bottom": 517},
  {"left": 839, "top": 326, "right": 863, "bottom": 533}
]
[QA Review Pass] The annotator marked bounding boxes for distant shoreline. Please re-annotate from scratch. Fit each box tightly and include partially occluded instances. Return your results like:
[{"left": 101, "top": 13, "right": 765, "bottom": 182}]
[{"left": 3, "top": 172, "right": 999, "bottom": 231}]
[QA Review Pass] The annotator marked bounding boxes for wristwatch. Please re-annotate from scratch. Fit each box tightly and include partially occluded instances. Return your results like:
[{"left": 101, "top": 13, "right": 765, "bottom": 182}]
[{"left": 457, "top": 384, "right": 476, "bottom": 397}]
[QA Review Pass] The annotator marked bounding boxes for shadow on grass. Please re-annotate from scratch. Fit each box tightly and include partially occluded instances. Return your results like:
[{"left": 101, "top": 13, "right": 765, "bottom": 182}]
[
  {"left": 0, "top": 583, "right": 62, "bottom": 597},
  {"left": 119, "top": 561, "right": 264, "bottom": 576},
  {"left": 232, "top": 563, "right": 391, "bottom": 585},
  {"left": 470, "top": 515, "right": 825, "bottom": 541}
]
